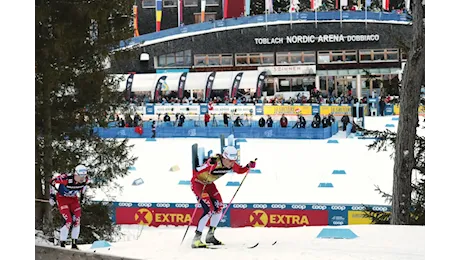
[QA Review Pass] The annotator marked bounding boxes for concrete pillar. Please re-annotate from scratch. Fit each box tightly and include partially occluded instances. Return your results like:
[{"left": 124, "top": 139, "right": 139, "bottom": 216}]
[{"left": 315, "top": 75, "right": 320, "bottom": 91}]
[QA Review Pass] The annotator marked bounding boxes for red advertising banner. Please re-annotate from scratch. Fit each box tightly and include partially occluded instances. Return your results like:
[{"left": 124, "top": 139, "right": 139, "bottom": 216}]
[
  {"left": 230, "top": 209, "right": 328, "bottom": 227},
  {"left": 116, "top": 207, "right": 205, "bottom": 227}
]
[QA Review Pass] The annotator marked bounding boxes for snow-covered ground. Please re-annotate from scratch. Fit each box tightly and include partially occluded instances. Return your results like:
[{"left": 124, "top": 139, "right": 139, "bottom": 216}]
[{"left": 76, "top": 224, "right": 424, "bottom": 260}]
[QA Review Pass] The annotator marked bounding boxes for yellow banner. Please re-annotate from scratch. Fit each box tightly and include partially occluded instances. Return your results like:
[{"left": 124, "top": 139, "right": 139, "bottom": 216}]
[
  {"left": 348, "top": 210, "right": 373, "bottom": 225},
  {"left": 393, "top": 105, "right": 425, "bottom": 115},
  {"left": 320, "top": 105, "right": 351, "bottom": 116},
  {"left": 263, "top": 105, "right": 312, "bottom": 115}
]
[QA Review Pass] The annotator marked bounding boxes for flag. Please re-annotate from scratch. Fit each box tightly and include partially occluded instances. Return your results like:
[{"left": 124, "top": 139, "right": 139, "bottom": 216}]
[
  {"left": 201, "top": 0, "right": 206, "bottom": 23},
  {"left": 311, "top": 0, "right": 321, "bottom": 10},
  {"left": 133, "top": 5, "right": 139, "bottom": 37},
  {"left": 223, "top": 0, "right": 228, "bottom": 18},
  {"left": 255, "top": 71, "right": 267, "bottom": 99},
  {"left": 177, "top": 72, "right": 188, "bottom": 99},
  {"left": 125, "top": 73, "right": 134, "bottom": 100},
  {"left": 155, "top": 0, "right": 162, "bottom": 32},
  {"left": 153, "top": 75, "right": 167, "bottom": 102},
  {"left": 205, "top": 72, "right": 216, "bottom": 102},
  {"left": 245, "top": 0, "right": 251, "bottom": 16},
  {"left": 178, "top": 0, "right": 183, "bottom": 27},
  {"left": 265, "top": 0, "right": 273, "bottom": 13},
  {"left": 230, "top": 72, "right": 244, "bottom": 99},
  {"left": 382, "top": 0, "right": 390, "bottom": 11}
]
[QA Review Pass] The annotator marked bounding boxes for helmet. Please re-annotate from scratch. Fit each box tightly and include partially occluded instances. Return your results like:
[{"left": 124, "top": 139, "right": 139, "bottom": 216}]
[
  {"left": 222, "top": 146, "right": 238, "bottom": 161},
  {"left": 75, "top": 165, "right": 88, "bottom": 177}
]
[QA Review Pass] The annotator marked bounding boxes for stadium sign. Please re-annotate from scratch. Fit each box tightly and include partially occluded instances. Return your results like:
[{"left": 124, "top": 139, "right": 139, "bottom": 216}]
[{"left": 254, "top": 34, "right": 380, "bottom": 45}]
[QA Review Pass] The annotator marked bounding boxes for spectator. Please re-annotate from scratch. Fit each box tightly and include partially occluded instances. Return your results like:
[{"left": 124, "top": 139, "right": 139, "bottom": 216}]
[
  {"left": 258, "top": 117, "right": 266, "bottom": 128},
  {"left": 280, "top": 114, "right": 288, "bottom": 128},
  {"left": 321, "top": 116, "right": 330, "bottom": 128},
  {"left": 311, "top": 120, "right": 320, "bottom": 128},
  {"left": 178, "top": 113, "right": 185, "bottom": 127},
  {"left": 151, "top": 121, "right": 156, "bottom": 138},
  {"left": 223, "top": 113, "right": 229, "bottom": 127},
  {"left": 313, "top": 113, "right": 321, "bottom": 123},
  {"left": 293, "top": 114, "right": 306, "bottom": 128},
  {"left": 164, "top": 113, "right": 170, "bottom": 122},
  {"left": 204, "top": 112, "right": 210, "bottom": 127},
  {"left": 341, "top": 115, "right": 350, "bottom": 131},
  {"left": 266, "top": 115, "right": 273, "bottom": 128},
  {"left": 234, "top": 116, "right": 243, "bottom": 127},
  {"left": 379, "top": 98, "right": 386, "bottom": 116},
  {"left": 328, "top": 113, "right": 335, "bottom": 126}
]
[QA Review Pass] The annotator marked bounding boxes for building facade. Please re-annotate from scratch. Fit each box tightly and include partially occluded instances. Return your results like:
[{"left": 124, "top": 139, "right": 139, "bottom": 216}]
[{"left": 111, "top": 13, "right": 411, "bottom": 100}]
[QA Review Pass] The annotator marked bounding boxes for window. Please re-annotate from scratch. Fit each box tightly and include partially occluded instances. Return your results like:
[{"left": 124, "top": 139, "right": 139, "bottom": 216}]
[
  {"left": 276, "top": 51, "right": 316, "bottom": 65},
  {"left": 359, "top": 49, "right": 400, "bottom": 63},
  {"left": 184, "top": 0, "right": 198, "bottom": 6},
  {"left": 235, "top": 53, "right": 274, "bottom": 66},
  {"left": 317, "top": 50, "right": 357, "bottom": 64},
  {"left": 141, "top": 0, "right": 155, "bottom": 8},
  {"left": 206, "top": 0, "right": 219, "bottom": 6},
  {"left": 156, "top": 50, "right": 192, "bottom": 68},
  {"left": 401, "top": 50, "right": 408, "bottom": 61},
  {"left": 164, "top": 0, "right": 177, "bottom": 7},
  {"left": 193, "top": 54, "right": 234, "bottom": 67}
]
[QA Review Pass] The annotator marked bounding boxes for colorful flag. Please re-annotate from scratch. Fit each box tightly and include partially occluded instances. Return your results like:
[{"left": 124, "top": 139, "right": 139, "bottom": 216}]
[
  {"left": 154, "top": 75, "right": 167, "bottom": 102},
  {"left": 201, "top": 0, "right": 206, "bottom": 23},
  {"left": 133, "top": 5, "right": 139, "bottom": 37},
  {"left": 178, "top": 0, "right": 183, "bottom": 27},
  {"left": 205, "top": 72, "right": 216, "bottom": 102},
  {"left": 177, "top": 72, "right": 188, "bottom": 99},
  {"left": 382, "top": 0, "right": 390, "bottom": 11},
  {"left": 155, "top": 0, "right": 162, "bottom": 32},
  {"left": 255, "top": 71, "right": 267, "bottom": 99},
  {"left": 230, "top": 72, "right": 244, "bottom": 99}
]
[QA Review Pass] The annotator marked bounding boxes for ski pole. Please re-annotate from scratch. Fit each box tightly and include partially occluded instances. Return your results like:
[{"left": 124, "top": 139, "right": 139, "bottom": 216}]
[
  {"left": 35, "top": 198, "right": 49, "bottom": 203},
  {"left": 218, "top": 158, "right": 257, "bottom": 224},
  {"left": 180, "top": 183, "right": 207, "bottom": 245}
]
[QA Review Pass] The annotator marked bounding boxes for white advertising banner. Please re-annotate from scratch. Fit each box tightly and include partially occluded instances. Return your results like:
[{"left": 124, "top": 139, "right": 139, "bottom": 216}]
[
  {"left": 153, "top": 104, "right": 200, "bottom": 115},
  {"left": 258, "top": 65, "right": 316, "bottom": 75},
  {"left": 208, "top": 104, "right": 256, "bottom": 116}
]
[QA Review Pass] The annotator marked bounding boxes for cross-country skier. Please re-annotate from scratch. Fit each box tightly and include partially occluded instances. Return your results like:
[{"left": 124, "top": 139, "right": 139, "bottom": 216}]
[
  {"left": 190, "top": 146, "right": 256, "bottom": 248},
  {"left": 49, "top": 164, "right": 90, "bottom": 249}
]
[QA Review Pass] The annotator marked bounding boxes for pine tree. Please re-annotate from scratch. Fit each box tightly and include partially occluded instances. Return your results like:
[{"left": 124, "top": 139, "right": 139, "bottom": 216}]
[
  {"left": 390, "top": 0, "right": 424, "bottom": 225},
  {"left": 36, "top": 0, "right": 137, "bottom": 240},
  {"left": 251, "top": 0, "right": 266, "bottom": 15},
  {"left": 360, "top": 129, "right": 425, "bottom": 225}
]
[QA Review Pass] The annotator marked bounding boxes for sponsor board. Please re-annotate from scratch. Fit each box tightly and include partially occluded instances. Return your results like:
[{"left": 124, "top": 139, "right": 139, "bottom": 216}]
[
  {"left": 152, "top": 105, "right": 200, "bottom": 116},
  {"left": 115, "top": 207, "right": 230, "bottom": 227},
  {"left": 263, "top": 105, "right": 312, "bottom": 116},
  {"left": 393, "top": 105, "right": 425, "bottom": 116},
  {"left": 320, "top": 105, "right": 352, "bottom": 116},
  {"left": 230, "top": 209, "right": 328, "bottom": 227},
  {"left": 348, "top": 210, "right": 373, "bottom": 225},
  {"left": 207, "top": 104, "right": 255, "bottom": 116},
  {"left": 328, "top": 205, "right": 348, "bottom": 226}
]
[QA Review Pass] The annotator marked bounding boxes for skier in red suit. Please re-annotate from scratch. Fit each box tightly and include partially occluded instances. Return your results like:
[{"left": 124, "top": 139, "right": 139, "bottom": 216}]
[
  {"left": 190, "top": 146, "right": 256, "bottom": 248},
  {"left": 49, "top": 165, "right": 90, "bottom": 249}
]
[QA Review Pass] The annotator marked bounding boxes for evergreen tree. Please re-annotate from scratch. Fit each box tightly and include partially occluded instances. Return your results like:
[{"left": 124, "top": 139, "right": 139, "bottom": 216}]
[
  {"left": 36, "top": 0, "right": 137, "bottom": 241},
  {"left": 251, "top": 0, "right": 266, "bottom": 15},
  {"left": 273, "top": 0, "right": 291, "bottom": 13},
  {"left": 390, "top": 0, "right": 424, "bottom": 225},
  {"left": 360, "top": 129, "right": 425, "bottom": 225}
]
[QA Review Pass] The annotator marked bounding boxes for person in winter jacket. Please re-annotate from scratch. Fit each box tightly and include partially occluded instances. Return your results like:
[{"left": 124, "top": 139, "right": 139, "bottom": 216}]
[
  {"left": 204, "top": 112, "right": 210, "bottom": 127},
  {"left": 341, "top": 115, "right": 350, "bottom": 131},
  {"left": 258, "top": 117, "right": 266, "bottom": 127},
  {"left": 266, "top": 116, "right": 273, "bottom": 127},
  {"left": 280, "top": 114, "right": 288, "bottom": 128}
]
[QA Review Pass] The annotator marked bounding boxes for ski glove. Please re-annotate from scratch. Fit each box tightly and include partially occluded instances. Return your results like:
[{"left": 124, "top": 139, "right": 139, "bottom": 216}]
[{"left": 248, "top": 160, "right": 256, "bottom": 169}]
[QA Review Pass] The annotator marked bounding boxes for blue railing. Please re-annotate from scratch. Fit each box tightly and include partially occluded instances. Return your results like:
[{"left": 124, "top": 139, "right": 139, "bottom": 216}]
[
  {"left": 94, "top": 122, "right": 339, "bottom": 139},
  {"left": 120, "top": 11, "right": 410, "bottom": 48}
]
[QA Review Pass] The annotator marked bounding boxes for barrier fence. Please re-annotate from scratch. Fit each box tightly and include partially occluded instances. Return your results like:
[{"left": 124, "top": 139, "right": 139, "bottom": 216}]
[
  {"left": 141, "top": 103, "right": 423, "bottom": 117},
  {"left": 94, "top": 122, "right": 338, "bottom": 139},
  {"left": 108, "top": 202, "right": 391, "bottom": 227}
]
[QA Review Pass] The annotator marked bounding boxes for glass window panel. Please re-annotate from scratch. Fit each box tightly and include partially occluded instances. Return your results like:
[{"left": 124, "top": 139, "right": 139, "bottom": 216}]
[
  {"left": 184, "top": 0, "right": 198, "bottom": 6},
  {"left": 236, "top": 56, "right": 248, "bottom": 65},
  {"left": 166, "top": 53, "right": 175, "bottom": 66},
  {"left": 345, "top": 54, "right": 357, "bottom": 62},
  {"left": 185, "top": 55, "right": 192, "bottom": 65},
  {"left": 262, "top": 55, "right": 274, "bottom": 64},
  {"left": 249, "top": 56, "right": 261, "bottom": 65},
  {"left": 206, "top": 0, "right": 219, "bottom": 5},
  {"left": 164, "top": 0, "right": 177, "bottom": 7},
  {"left": 277, "top": 55, "right": 289, "bottom": 64},
  {"left": 194, "top": 55, "right": 206, "bottom": 66},
  {"left": 318, "top": 52, "right": 330, "bottom": 63},
  {"left": 208, "top": 57, "right": 220, "bottom": 66},
  {"left": 387, "top": 52, "right": 398, "bottom": 61},
  {"left": 222, "top": 57, "right": 233, "bottom": 66},
  {"left": 332, "top": 54, "right": 343, "bottom": 62},
  {"left": 303, "top": 54, "right": 316, "bottom": 64},
  {"left": 374, "top": 53, "right": 385, "bottom": 61},
  {"left": 176, "top": 55, "right": 184, "bottom": 65},
  {"left": 158, "top": 55, "right": 165, "bottom": 66},
  {"left": 360, "top": 54, "right": 372, "bottom": 61},
  {"left": 290, "top": 53, "right": 302, "bottom": 64}
]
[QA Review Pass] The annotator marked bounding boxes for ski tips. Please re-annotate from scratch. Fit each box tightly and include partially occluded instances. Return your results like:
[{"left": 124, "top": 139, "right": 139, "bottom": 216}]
[
  {"left": 272, "top": 241, "right": 277, "bottom": 245},
  {"left": 248, "top": 242, "right": 259, "bottom": 248}
]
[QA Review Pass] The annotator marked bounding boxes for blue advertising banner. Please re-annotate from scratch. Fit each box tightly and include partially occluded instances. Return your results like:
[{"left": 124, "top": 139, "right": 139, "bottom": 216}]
[
  {"left": 255, "top": 104, "right": 264, "bottom": 115},
  {"left": 146, "top": 103, "right": 154, "bottom": 115}
]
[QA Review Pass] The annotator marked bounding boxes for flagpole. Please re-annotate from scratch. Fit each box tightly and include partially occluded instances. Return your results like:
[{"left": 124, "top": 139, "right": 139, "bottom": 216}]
[
  {"left": 365, "top": 0, "right": 368, "bottom": 29},
  {"left": 340, "top": 7, "right": 342, "bottom": 28},
  {"left": 266, "top": 9, "right": 268, "bottom": 31}
]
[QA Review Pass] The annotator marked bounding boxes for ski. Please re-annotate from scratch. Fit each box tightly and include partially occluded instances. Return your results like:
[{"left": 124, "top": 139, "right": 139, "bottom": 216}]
[{"left": 202, "top": 241, "right": 276, "bottom": 249}]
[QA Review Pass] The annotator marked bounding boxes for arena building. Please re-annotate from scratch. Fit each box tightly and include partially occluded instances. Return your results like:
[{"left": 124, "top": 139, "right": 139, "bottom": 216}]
[{"left": 109, "top": 7, "right": 412, "bottom": 103}]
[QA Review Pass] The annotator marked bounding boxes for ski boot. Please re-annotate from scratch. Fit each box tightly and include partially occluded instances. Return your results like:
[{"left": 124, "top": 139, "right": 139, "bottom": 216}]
[
  {"left": 191, "top": 231, "right": 207, "bottom": 248},
  {"left": 71, "top": 239, "right": 79, "bottom": 250},
  {"left": 60, "top": 241, "right": 66, "bottom": 248},
  {"left": 206, "top": 227, "right": 223, "bottom": 245}
]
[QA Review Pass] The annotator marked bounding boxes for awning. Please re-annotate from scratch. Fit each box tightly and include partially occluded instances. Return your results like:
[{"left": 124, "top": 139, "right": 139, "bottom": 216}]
[
  {"left": 113, "top": 70, "right": 262, "bottom": 92},
  {"left": 316, "top": 68, "right": 401, "bottom": 77}
]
